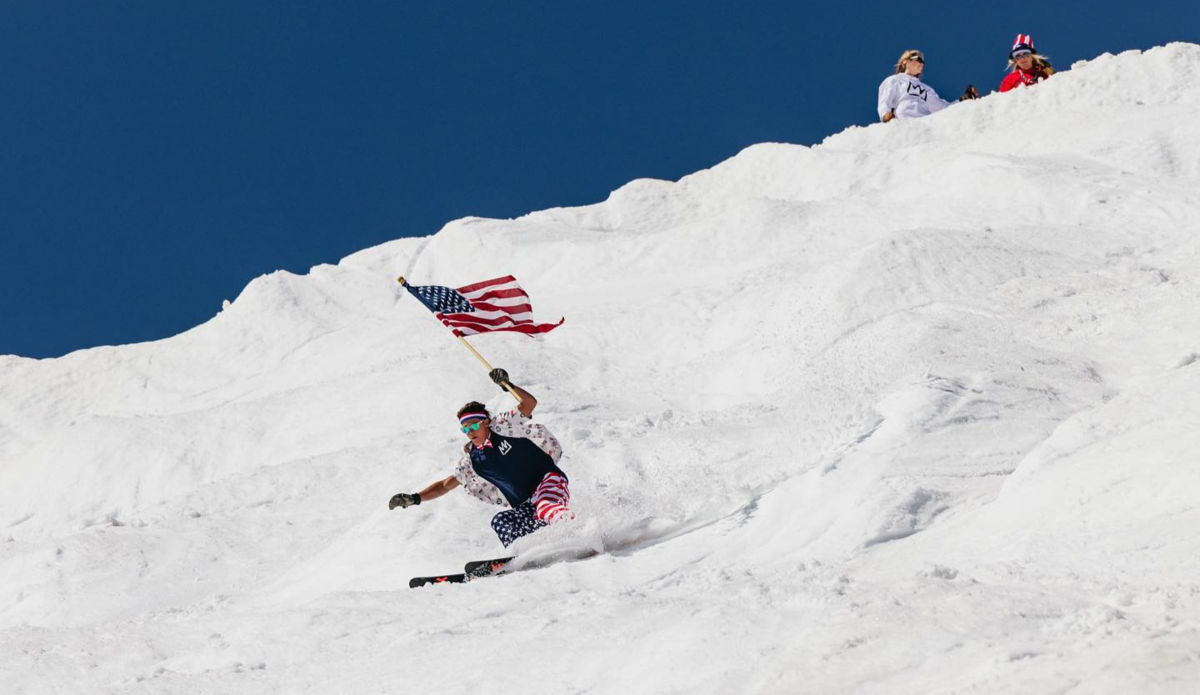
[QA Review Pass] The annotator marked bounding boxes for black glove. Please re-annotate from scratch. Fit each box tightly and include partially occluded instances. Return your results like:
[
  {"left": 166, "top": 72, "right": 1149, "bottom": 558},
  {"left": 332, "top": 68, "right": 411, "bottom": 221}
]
[
  {"left": 960, "top": 85, "right": 980, "bottom": 101},
  {"left": 489, "top": 368, "right": 510, "bottom": 390},
  {"left": 389, "top": 492, "right": 421, "bottom": 510}
]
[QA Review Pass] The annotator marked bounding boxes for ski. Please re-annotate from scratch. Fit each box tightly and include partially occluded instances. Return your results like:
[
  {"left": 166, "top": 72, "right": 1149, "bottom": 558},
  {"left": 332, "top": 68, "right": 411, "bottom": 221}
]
[
  {"left": 409, "top": 557, "right": 513, "bottom": 589},
  {"left": 409, "top": 547, "right": 597, "bottom": 589},
  {"left": 464, "top": 556, "right": 514, "bottom": 577},
  {"left": 409, "top": 572, "right": 469, "bottom": 588}
]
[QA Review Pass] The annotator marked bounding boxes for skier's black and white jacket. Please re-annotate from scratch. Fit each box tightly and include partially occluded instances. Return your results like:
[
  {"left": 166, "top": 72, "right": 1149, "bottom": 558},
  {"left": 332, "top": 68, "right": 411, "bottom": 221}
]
[
  {"left": 877, "top": 73, "right": 951, "bottom": 121},
  {"left": 452, "top": 409, "right": 564, "bottom": 508}
]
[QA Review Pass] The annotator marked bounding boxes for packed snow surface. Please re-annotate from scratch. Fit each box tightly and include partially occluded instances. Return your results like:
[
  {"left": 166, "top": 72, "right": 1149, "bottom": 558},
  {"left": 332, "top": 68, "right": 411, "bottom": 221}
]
[{"left": 3, "top": 44, "right": 1200, "bottom": 694}]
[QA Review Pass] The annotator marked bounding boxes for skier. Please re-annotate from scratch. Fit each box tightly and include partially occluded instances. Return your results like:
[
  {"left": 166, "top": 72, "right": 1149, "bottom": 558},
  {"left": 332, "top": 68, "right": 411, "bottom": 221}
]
[
  {"left": 878, "top": 49, "right": 979, "bottom": 123},
  {"left": 388, "top": 368, "right": 573, "bottom": 548},
  {"left": 999, "top": 34, "right": 1054, "bottom": 92}
]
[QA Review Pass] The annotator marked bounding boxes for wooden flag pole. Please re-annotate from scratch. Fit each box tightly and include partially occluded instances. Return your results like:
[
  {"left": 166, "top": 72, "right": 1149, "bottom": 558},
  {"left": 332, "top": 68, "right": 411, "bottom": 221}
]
[
  {"left": 398, "top": 275, "right": 523, "bottom": 405},
  {"left": 454, "top": 335, "right": 524, "bottom": 405}
]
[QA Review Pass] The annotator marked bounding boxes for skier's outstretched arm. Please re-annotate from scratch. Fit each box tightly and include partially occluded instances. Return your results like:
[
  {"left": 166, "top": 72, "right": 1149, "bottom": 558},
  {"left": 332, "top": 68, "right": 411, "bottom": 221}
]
[{"left": 389, "top": 475, "right": 459, "bottom": 510}]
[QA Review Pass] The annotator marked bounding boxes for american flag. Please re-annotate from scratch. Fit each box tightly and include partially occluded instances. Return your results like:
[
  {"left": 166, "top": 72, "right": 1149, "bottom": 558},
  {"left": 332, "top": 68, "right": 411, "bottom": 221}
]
[{"left": 404, "top": 275, "right": 564, "bottom": 337}]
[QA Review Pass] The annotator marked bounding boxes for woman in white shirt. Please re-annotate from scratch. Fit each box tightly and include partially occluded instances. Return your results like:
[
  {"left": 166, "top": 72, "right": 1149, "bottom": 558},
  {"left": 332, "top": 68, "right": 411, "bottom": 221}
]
[{"left": 878, "top": 49, "right": 978, "bottom": 123}]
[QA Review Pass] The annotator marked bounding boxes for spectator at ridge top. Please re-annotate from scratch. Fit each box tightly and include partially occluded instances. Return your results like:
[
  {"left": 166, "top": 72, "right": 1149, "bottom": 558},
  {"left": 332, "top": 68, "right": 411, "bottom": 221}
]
[
  {"left": 999, "top": 34, "right": 1054, "bottom": 92},
  {"left": 878, "top": 49, "right": 979, "bottom": 123}
]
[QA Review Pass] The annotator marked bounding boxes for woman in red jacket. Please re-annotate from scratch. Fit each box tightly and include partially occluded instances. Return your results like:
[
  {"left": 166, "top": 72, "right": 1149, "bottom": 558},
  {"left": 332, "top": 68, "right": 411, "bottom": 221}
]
[{"left": 1000, "top": 34, "right": 1054, "bottom": 92}]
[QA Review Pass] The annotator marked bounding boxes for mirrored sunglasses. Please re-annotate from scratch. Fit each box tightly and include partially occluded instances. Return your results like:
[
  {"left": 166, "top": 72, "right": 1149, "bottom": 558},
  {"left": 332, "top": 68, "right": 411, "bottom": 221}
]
[{"left": 461, "top": 421, "right": 485, "bottom": 434}]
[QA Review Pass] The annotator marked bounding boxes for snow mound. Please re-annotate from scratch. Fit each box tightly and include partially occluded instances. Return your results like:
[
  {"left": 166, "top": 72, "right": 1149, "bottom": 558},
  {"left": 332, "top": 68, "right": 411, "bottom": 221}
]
[{"left": 3, "top": 43, "right": 1200, "bottom": 695}]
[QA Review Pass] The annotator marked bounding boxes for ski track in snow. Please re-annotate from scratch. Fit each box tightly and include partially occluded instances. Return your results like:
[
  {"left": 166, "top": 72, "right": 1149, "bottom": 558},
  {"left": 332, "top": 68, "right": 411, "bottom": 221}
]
[{"left": 3, "top": 44, "right": 1200, "bottom": 694}]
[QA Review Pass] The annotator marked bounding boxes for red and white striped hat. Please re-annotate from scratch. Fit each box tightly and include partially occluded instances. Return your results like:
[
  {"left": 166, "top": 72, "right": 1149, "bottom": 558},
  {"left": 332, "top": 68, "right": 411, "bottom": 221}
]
[{"left": 1011, "top": 34, "right": 1035, "bottom": 58}]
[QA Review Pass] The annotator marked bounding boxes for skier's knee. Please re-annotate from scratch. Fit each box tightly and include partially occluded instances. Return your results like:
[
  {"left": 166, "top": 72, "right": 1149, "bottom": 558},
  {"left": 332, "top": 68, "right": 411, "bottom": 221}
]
[{"left": 534, "top": 500, "right": 574, "bottom": 523}]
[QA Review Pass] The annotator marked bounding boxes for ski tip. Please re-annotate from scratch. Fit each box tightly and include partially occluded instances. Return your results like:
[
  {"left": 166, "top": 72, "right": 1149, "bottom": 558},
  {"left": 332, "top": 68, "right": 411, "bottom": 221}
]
[
  {"left": 464, "top": 556, "right": 516, "bottom": 575},
  {"left": 409, "top": 574, "right": 466, "bottom": 589}
]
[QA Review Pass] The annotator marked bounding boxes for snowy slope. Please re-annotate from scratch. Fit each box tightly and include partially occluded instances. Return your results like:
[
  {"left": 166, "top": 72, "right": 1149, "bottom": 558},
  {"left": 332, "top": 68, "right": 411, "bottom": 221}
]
[{"left": 3, "top": 44, "right": 1200, "bottom": 694}]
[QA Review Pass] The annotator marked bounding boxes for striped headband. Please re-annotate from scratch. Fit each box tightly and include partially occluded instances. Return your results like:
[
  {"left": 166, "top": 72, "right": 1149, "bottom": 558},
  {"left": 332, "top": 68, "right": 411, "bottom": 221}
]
[{"left": 459, "top": 412, "right": 489, "bottom": 425}]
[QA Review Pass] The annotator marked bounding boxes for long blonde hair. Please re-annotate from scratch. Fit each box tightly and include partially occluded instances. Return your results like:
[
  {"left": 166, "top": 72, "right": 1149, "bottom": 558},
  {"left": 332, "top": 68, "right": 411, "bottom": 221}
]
[
  {"left": 1008, "top": 53, "right": 1054, "bottom": 73},
  {"left": 894, "top": 49, "right": 924, "bottom": 74}
]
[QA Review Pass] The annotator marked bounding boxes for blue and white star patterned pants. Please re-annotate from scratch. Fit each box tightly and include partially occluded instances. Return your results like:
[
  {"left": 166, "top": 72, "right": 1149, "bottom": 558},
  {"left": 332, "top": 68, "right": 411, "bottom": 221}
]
[
  {"left": 490, "top": 472, "right": 574, "bottom": 547},
  {"left": 491, "top": 502, "right": 546, "bottom": 547}
]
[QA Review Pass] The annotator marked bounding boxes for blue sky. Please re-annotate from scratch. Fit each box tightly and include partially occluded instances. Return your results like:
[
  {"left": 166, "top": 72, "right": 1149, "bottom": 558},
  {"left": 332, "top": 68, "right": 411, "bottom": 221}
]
[{"left": 2, "top": 1, "right": 1195, "bottom": 358}]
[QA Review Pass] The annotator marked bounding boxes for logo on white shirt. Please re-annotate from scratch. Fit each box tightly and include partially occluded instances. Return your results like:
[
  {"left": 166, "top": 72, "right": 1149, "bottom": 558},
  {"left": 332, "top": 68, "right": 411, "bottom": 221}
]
[{"left": 906, "top": 82, "right": 928, "bottom": 101}]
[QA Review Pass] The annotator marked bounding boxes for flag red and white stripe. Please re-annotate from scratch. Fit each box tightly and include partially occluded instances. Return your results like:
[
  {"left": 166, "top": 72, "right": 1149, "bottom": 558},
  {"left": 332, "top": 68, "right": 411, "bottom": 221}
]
[
  {"left": 443, "top": 276, "right": 563, "bottom": 337},
  {"left": 403, "top": 274, "right": 564, "bottom": 337}
]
